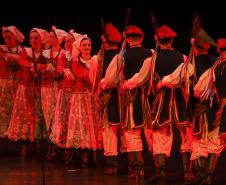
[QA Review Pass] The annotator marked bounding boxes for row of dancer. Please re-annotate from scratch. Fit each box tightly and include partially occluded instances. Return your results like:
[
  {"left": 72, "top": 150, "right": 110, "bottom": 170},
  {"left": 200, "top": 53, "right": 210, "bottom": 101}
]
[
  {"left": 0, "top": 21, "right": 226, "bottom": 185},
  {"left": 0, "top": 25, "right": 101, "bottom": 165},
  {"left": 99, "top": 22, "right": 226, "bottom": 185}
]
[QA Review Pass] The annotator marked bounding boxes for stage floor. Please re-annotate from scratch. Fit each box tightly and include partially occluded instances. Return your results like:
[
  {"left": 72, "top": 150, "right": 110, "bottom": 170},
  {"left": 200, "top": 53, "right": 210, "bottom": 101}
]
[{"left": 0, "top": 139, "right": 226, "bottom": 185}]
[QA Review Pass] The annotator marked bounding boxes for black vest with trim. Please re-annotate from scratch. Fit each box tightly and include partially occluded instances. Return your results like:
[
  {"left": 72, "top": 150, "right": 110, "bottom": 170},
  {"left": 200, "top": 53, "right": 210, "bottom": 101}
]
[
  {"left": 195, "top": 54, "right": 216, "bottom": 79},
  {"left": 193, "top": 54, "right": 217, "bottom": 133},
  {"left": 155, "top": 49, "right": 183, "bottom": 78},
  {"left": 103, "top": 48, "right": 120, "bottom": 123},
  {"left": 215, "top": 62, "right": 226, "bottom": 133},
  {"left": 123, "top": 46, "right": 151, "bottom": 125},
  {"left": 152, "top": 49, "right": 190, "bottom": 126}
]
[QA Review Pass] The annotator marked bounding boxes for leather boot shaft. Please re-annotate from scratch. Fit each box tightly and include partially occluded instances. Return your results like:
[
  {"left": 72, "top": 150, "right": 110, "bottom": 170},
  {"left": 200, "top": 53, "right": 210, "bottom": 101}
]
[{"left": 148, "top": 154, "right": 166, "bottom": 183}]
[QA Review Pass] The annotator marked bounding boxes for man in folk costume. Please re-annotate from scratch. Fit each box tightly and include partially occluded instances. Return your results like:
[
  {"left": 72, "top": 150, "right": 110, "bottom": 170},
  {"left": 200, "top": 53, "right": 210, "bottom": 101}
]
[
  {"left": 189, "top": 28, "right": 219, "bottom": 184},
  {"left": 148, "top": 25, "right": 194, "bottom": 183},
  {"left": 99, "top": 22, "right": 122, "bottom": 174},
  {"left": 193, "top": 39, "right": 226, "bottom": 185},
  {"left": 121, "top": 25, "right": 152, "bottom": 178}
]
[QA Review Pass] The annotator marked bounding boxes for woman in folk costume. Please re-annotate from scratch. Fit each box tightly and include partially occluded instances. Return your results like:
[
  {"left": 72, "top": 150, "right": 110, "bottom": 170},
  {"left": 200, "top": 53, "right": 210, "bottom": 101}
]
[
  {"left": 7, "top": 28, "right": 49, "bottom": 157},
  {"left": 145, "top": 25, "right": 195, "bottom": 183},
  {"left": 48, "top": 32, "right": 72, "bottom": 148},
  {"left": 41, "top": 26, "right": 70, "bottom": 160},
  {"left": 98, "top": 22, "right": 122, "bottom": 174},
  {"left": 193, "top": 39, "right": 226, "bottom": 185},
  {"left": 64, "top": 30, "right": 82, "bottom": 53},
  {"left": 0, "top": 26, "right": 24, "bottom": 138},
  {"left": 61, "top": 30, "right": 83, "bottom": 163},
  {"left": 188, "top": 28, "right": 219, "bottom": 185},
  {"left": 65, "top": 34, "right": 100, "bottom": 167},
  {"left": 30, "top": 28, "right": 49, "bottom": 143}
]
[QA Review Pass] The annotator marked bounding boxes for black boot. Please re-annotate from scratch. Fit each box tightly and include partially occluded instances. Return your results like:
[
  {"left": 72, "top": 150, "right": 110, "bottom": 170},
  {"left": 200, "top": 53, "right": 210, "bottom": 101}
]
[
  {"left": 200, "top": 153, "right": 218, "bottom": 185},
  {"left": 104, "top": 156, "right": 115, "bottom": 175},
  {"left": 21, "top": 143, "right": 27, "bottom": 158},
  {"left": 128, "top": 160, "right": 144, "bottom": 179},
  {"left": 182, "top": 152, "right": 195, "bottom": 184},
  {"left": 127, "top": 152, "right": 144, "bottom": 179},
  {"left": 46, "top": 144, "right": 57, "bottom": 161},
  {"left": 185, "top": 156, "right": 207, "bottom": 185},
  {"left": 148, "top": 154, "right": 166, "bottom": 183},
  {"left": 45, "top": 142, "right": 53, "bottom": 159}
]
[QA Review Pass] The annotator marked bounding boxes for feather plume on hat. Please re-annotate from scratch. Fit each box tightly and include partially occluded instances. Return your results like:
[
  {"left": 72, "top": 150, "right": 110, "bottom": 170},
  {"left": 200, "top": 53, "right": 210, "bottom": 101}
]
[{"left": 192, "top": 14, "right": 217, "bottom": 49}]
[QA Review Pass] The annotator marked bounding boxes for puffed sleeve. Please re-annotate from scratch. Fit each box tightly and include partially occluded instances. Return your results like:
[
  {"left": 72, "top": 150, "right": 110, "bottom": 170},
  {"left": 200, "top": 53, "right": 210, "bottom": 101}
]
[
  {"left": 101, "top": 54, "right": 124, "bottom": 89},
  {"left": 162, "top": 62, "right": 194, "bottom": 88},
  {"left": 89, "top": 55, "right": 98, "bottom": 85},
  {"left": 193, "top": 68, "right": 212, "bottom": 98}
]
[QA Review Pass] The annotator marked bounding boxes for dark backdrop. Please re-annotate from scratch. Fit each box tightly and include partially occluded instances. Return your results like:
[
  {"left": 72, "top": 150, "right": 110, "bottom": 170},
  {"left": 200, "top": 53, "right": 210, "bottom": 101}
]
[
  {"left": 1, "top": 0, "right": 226, "bottom": 178},
  {"left": 0, "top": 0, "right": 225, "bottom": 55}
]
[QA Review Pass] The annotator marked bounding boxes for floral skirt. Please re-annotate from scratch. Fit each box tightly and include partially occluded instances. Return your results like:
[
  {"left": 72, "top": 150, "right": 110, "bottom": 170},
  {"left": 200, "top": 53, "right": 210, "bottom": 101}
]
[
  {"left": 41, "top": 86, "right": 56, "bottom": 134},
  {"left": 66, "top": 92, "right": 98, "bottom": 150},
  {"left": 49, "top": 88, "right": 70, "bottom": 147},
  {"left": 7, "top": 84, "right": 35, "bottom": 141},
  {"left": 0, "top": 79, "right": 14, "bottom": 138}
]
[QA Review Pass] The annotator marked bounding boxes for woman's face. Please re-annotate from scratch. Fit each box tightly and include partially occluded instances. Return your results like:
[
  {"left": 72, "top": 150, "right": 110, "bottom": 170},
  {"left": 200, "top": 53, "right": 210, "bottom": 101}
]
[
  {"left": 2, "top": 31, "right": 18, "bottom": 48},
  {"left": 79, "top": 39, "right": 91, "bottom": 55},
  {"left": 64, "top": 34, "right": 75, "bottom": 52},
  {"left": 30, "top": 31, "right": 42, "bottom": 49},
  {"left": 49, "top": 31, "right": 59, "bottom": 47}
]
